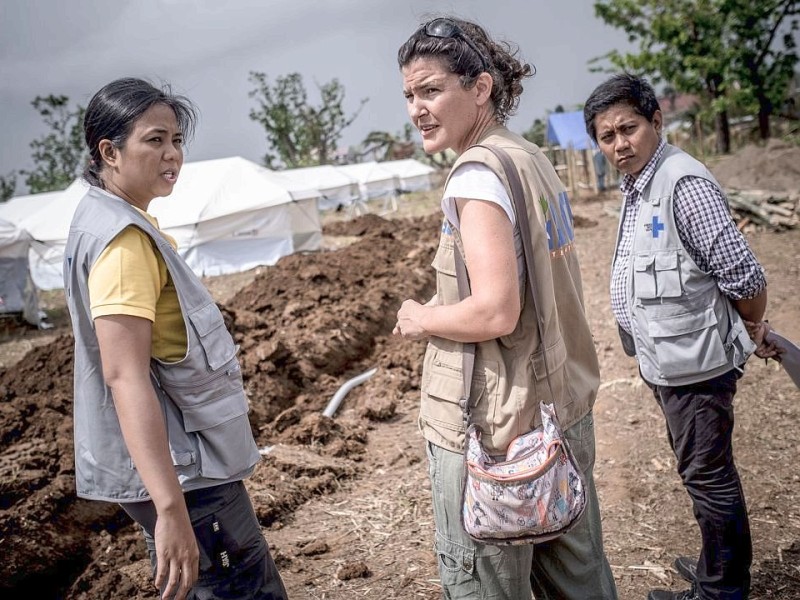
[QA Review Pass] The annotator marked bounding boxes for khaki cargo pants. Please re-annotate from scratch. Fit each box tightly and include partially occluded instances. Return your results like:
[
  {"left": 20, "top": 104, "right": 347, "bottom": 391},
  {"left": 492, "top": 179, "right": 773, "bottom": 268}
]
[{"left": 426, "top": 411, "right": 618, "bottom": 599}]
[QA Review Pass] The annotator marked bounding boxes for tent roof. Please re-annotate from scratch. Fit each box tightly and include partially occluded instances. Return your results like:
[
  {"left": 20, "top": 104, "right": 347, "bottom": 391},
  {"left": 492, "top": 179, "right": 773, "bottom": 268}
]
[
  {"left": 258, "top": 169, "right": 321, "bottom": 202},
  {"left": 546, "top": 111, "right": 595, "bottom": 150},
  {"left": 2, "top": 179, "right": 90, "bottom": 243},
  {"left": 335, "top": 161, "right": 396, "bottom": 184},
  {"left": 0, "top": 217, "right": 30, "bottom": 246},
  {"left": 0, "top": 189, "right": 64, "bottom": 226},
  {"left": 149, "top": 156, "right": 297, "bottom": 227},
  {"left": 380, "top": 159, "right": 435, "bottom": 178},
  {"left": 280, "top": 165, "right": 356, "bottom": 191}
]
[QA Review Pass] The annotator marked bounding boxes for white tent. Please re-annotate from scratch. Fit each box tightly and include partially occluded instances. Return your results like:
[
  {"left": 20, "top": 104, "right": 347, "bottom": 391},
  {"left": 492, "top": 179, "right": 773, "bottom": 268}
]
[
  {"left": 258, "top": 168, "right": 323, "bottom": 254},
  {"left": 334, "top": 161, "right": 398, "bottom": 201},
  {"left": 0, "top": 217, "right": 38, "bottom": 325},
  {"left": 0, "top": 157, "right": 323, "bottom": 288},
  {"left": 380, "top": 159, "right": 437, "bottom": 193},
  {"left": 149, "top": 156, "right": 322, "bottom": 277},
  {"left": 0, "top": 179, "right": 90, "bottom": 290},
  {"left": 280, "top": 165, "right": 359, "bottom": 211},
  {"left": 0, "top": 189, "right": 63, "bottom": 224}
]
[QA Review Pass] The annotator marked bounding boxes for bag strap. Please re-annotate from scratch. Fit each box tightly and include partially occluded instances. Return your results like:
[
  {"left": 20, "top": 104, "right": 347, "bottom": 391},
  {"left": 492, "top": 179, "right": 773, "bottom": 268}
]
[
  {"left": 454, "top": 144, "right": 555, "bottom": 428},
  {"left": 453, "top": 245, "right": 476, "bottom": 425}
]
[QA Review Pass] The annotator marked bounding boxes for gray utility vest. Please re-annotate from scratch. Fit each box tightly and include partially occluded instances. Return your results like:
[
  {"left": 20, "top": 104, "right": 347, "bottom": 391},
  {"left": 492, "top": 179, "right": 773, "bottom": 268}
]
[
  {"left": 615, "top": 144, "right": 755, "bottom": 387},
  {"left": 64, "top": 186, "right": 261, "bottom": 503}
]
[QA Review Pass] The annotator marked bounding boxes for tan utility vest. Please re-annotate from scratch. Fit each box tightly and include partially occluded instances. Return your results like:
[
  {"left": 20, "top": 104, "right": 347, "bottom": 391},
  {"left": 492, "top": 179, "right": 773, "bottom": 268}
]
[{"left": 419, "top": 127, "right": 600, "bottom": 455}]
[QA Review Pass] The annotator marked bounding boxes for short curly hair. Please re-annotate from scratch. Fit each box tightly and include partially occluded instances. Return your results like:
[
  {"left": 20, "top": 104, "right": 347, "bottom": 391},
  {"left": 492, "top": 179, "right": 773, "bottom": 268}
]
[{"left": 397, "top": 16, "right": 534, "bottom": 124}]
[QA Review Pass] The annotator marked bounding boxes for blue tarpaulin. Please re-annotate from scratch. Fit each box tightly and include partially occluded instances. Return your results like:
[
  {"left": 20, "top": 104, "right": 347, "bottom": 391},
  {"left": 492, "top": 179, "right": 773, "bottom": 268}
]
[{"left": 546, "top": 111, "right": 596, "bottom": 150}]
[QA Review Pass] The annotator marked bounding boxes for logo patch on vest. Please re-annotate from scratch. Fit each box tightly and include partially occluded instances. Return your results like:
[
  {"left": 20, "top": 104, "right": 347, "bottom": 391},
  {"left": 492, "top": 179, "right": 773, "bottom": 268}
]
[
  {"left": 542, "top": 191, "right": 575, "bottom": 257},
  {"left": 644, "top": 216, "right": 666, "bottom": 238}
]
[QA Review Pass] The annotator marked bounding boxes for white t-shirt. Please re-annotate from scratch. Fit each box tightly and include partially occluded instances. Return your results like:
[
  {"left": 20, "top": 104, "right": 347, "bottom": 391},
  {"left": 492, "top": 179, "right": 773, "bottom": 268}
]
[{"left": 442, "top": 162, "right": 525, "bottom": 288}]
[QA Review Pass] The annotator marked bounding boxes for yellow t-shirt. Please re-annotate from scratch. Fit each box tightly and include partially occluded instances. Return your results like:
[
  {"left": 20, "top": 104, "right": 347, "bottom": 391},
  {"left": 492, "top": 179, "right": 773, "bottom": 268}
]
[{"left": 88, "top": 209, "right": 187, "bottom": 362}]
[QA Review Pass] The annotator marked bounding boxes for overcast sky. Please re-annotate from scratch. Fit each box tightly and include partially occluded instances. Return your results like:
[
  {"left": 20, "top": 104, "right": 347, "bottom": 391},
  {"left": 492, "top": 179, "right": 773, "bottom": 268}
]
[{"left": 1, "top": 0, "right": 635, "bottom": 193}]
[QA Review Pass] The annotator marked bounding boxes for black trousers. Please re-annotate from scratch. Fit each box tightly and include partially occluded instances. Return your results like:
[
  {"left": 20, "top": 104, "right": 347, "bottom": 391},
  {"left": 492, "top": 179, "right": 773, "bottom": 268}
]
[
  {"left": 122, "top": 481, "right": 288, "bottom": 600},
  {"left": 645, "top": 369, "right": 751, "bottom": 600}
]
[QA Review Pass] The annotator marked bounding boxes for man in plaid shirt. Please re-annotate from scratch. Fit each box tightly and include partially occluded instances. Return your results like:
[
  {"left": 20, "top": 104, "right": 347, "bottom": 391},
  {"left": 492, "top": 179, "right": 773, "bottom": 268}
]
[{"left": 584, "top": 74, "right": 780, "bottom": 600}]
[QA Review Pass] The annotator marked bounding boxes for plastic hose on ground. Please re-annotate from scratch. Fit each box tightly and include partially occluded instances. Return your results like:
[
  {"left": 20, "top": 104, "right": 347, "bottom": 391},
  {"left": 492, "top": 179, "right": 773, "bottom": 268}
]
[{"left": 322, "top": 366, "right": 379, "bottom": 418}]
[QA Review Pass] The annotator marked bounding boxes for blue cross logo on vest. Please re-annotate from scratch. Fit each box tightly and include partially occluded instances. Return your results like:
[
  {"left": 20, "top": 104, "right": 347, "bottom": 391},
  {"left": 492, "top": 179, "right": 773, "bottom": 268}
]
[{"left": 650, "top": 216, "right": 665, "bottom": 238}]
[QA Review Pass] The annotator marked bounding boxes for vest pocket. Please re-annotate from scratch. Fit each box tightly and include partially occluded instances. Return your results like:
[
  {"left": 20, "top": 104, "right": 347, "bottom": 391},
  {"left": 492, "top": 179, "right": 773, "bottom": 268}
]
[
  {"left": 530, "top": 335, "right": 567, "bottom": 381},
  {"left": 160, "top": 363, "right": 257, "bottom": 479},
  {"left": 431, "top": 235, "right": 461, "bottom": 306},
  {"left": 654, "top": 252, "right": 682, "bottom": 298},
  {"left": 188, "top": 302, "right": 237, "bottom": 371},
  {"left": 431, "top": 236, "right": 457, "bottom": 276},
  {"left": 421, "top": 346, "right": 496, "bottom": 435},
  {"left": 647, "top": 307, "right": 728, "bottom": 378},
  {"left": 634, "top": 251, "right": 682, "bottom": 300}
]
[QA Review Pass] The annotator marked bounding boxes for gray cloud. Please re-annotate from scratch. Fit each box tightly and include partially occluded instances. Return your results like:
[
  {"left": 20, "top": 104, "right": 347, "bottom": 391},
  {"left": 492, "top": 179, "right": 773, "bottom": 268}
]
[{"left": 1, "top": 0, "right": 633, "bottom": 192}]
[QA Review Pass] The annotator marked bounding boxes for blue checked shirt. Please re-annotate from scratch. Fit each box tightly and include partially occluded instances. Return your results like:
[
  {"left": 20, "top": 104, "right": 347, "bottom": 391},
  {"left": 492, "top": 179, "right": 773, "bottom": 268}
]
[{"left": 611, "top": 140, "right": 766, "bottom": 334}]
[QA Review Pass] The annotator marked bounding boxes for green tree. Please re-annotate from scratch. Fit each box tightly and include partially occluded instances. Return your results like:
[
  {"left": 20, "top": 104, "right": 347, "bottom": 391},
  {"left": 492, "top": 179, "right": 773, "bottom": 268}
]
[
  {"left": 22, "top": 95, "right": 87, "bottom": 193},
  {"left": 522, "top": 118, "right": 547, "bottom": 147},
  {"left": 724, "top": 0, "right": 799, "bottom": 139},
  {"left": 594, "top": 0, "right": 734, "bottom": 153},
  {"left": 522, "top": 104, "right": 571, "bottom": 148},
  {"left": 0, "top": 172, "right": 17, "bottom": 201},
  {"left": 358, "top": 124, "right": 416, "bottom": 161},
  {"left": 593, "top": 0, "right": 799, "bottom": 153},
  {"left": 248, "top": 72, "right": 367, "bottom": 168}
]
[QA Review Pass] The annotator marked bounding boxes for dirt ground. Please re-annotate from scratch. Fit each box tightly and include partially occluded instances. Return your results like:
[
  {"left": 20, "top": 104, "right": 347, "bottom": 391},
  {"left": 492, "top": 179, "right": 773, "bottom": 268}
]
[{"left": 1, "top": 143, "right": 799, "bottom": 600}]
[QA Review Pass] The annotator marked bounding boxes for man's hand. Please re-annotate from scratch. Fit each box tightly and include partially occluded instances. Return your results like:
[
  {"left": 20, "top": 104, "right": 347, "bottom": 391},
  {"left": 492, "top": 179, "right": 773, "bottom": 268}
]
[{"left": 744, "top": 320, "right": 785, "bottom": 361}]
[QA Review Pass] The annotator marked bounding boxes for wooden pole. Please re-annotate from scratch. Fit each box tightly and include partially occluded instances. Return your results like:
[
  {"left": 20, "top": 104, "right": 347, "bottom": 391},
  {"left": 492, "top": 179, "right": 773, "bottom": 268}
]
[
  {"left": 587, "top": 149, "right": 598, "bottom": 194},
  {"left": 566, "top": 148, "right": 576, "bottom": 196}
]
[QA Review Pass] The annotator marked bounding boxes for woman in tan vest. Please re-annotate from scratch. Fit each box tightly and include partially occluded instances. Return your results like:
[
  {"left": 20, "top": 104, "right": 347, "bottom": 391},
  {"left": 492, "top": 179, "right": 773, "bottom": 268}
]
[{"left": 393, "top": 16, "right": 617, "bottom": 600}]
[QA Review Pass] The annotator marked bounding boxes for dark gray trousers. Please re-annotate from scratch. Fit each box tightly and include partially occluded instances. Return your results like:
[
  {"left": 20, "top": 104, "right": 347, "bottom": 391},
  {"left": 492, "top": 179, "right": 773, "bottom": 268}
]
[
  {"left": 122, "top": 481, "right": 288, "bottom": 600},
  {"left": 646, "top": 369, "right": 752, "bottom": 600}
]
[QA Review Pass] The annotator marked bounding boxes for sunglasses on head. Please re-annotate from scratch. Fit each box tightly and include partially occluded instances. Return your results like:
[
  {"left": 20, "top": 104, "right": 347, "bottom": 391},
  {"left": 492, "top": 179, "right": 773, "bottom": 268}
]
[{"left": 423, "top": 18, "right": 489, "bottom": 72}]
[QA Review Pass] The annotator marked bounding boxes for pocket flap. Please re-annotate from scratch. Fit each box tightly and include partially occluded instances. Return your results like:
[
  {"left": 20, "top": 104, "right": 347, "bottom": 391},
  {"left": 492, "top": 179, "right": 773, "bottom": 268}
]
[
  {"left": 423, "top": 347, "right": 486, "bottom": 403},
  {"left": 431, "top": 239, "right": 457, "bottom": 276},
  {"left": 435, "top": 532, "right": 476, "bottom": 574},
  {"left": 655, "top": 253, "right": 678, "bottom": 271},
  {"left": 531, "top": 335, "right": 568, "bottom": 381},
  {"left": 648, "top": 307, "right": 718, "bottom": 338},
  {"left": 188, "top": 302, "right": 224, "bottom": 337},
  {"left": 188, "top": 302, "right": 236, "bottom": 370},
  {"left": 634, "top": 255, "right": 655, "bottom": 271},
  {"left": 425, "top": 366, "right": 488, "bottom": 404},
  {"left": 171, "top": 451, "right": 195, "bottom": 466},
  {"left": 424, "top": 369, "right": 465, "bottom": 403},
  {"left": 181, "top": 391, "right": 249, "bottom": 433}
]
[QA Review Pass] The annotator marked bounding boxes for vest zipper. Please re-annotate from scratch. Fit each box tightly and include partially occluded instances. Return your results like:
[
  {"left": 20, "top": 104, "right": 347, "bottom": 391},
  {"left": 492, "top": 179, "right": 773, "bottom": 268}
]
[{"left": 157, "top": 363, "right": 241, "bottom": 389}]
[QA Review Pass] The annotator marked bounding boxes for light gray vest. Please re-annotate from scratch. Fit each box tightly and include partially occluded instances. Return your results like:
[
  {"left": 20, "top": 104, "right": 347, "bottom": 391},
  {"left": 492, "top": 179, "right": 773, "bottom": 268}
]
[
  {"left": 64, "top": 186, "right": 261, "bottom": 502},
  {"left": 615, "top": 145, "right": 755, "bottom": 386}
]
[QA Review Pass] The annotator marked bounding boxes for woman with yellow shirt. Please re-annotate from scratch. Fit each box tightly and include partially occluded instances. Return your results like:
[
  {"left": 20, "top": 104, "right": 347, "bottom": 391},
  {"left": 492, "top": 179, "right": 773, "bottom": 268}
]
[{"left": 64, "top": 77, "right": 287, "bottom": 600}]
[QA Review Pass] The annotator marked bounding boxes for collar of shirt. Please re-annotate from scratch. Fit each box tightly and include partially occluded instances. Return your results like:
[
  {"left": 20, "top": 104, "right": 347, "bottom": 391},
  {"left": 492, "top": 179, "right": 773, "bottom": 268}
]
[{"left": 618, "top": 139, "right": 667, "bottom": 201}]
